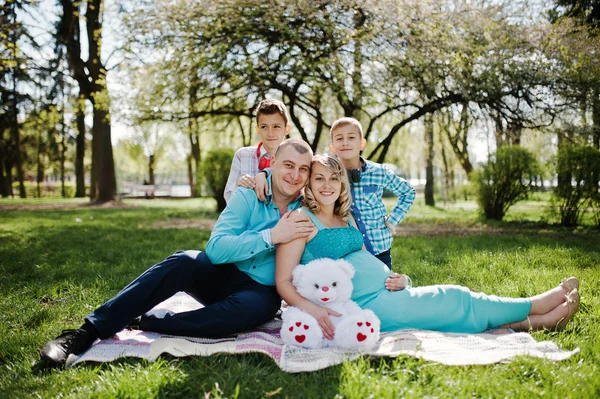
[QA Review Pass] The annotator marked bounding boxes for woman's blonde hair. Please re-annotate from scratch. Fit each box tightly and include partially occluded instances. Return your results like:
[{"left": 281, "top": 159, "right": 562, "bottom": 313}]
[{"left": 302, "top": 154, "right": 352, "bottom": 222}]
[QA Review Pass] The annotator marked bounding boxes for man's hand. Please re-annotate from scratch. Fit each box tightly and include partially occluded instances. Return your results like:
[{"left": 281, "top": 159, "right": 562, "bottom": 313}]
[
  {"left": 271, "top": 211, "right": 314, "bottom": 244},
  {"left": 254, "top": 172, "right": 269, "bottom": 202},
  {"left": 237, "top": 174, "right": 255, "bottom": 188},
  {"left": 307, "top": 304, "right": 341, "bottom": 340},
  {"left": 385, "top": 273, "right": 409, "bottom": 292}
]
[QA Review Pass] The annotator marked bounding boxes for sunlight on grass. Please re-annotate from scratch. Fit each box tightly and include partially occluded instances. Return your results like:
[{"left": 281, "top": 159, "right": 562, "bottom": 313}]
[{"left": 123, "top": 197, "right": 217, "bottom": 210}]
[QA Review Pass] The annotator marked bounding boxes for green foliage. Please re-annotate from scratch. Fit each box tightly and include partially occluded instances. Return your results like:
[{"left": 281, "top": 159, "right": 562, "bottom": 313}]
[
  {"left": 474, "top": 146, "right": 539, "bottom": 220},
  {"left": 0, "top": 199, "right": 598, "bottom": 398},
  {"left": 12, "top": 181, "right": 78, "bottom": 198},
  {"left": 553, "top": 145, "right": 600, "bottom": 226},
  {"left": 201, "top": 148, "right": 235, "bottom": 212},
  {"left": 123, "top": 0, "right": 557, "bottom": 164}
]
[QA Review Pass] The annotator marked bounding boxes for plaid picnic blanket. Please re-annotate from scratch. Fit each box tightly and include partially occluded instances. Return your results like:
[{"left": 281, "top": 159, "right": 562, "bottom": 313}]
[{"left": 67, "top": 293, "right": 579, "bottom": 372}]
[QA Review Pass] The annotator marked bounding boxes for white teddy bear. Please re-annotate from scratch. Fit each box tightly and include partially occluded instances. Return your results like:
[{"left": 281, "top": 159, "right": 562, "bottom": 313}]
[{"left": 280, "top": 258, "right": 381, "bottom": 351}]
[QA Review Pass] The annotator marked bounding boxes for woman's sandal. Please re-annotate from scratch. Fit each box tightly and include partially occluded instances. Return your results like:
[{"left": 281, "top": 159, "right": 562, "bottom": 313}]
[
  {"left": 556, "top": 288, "right": 580, "bottom": 331},
  {"left": 560, "top": 276, "right": 579, "bottom": 294}
]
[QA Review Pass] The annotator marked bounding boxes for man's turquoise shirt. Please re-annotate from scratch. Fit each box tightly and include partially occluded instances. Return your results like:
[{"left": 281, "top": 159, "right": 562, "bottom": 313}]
[{"left": 205, "top": 177, "right": 302, "bottom": 286}]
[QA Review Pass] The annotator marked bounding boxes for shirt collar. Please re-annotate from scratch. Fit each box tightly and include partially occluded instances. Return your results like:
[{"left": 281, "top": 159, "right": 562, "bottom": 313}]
[
  {"left": 359, "top": 156, "right": 368, "bottom": 171},
  {"left": 257, "top": 142, "right": 270, "bottom": 158}
]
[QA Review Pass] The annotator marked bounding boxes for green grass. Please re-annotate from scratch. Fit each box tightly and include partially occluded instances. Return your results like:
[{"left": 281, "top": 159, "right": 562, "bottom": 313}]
[{"left": 1, "top": 198, "right": 599, "bottom": 398}]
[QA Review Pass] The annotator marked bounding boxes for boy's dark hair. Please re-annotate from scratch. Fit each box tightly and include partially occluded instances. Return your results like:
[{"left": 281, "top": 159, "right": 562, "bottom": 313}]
[{"left": 255, "top": 99, "right": 289, "bottom": 126}]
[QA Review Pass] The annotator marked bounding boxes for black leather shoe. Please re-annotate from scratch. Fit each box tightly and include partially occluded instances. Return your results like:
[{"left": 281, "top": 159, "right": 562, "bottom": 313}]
[
  {"left": 39, "top": 328, "right": 96, "bottom": 367},
  {"left": 126, "top": 316, "right": 142, "bottom": 330}
]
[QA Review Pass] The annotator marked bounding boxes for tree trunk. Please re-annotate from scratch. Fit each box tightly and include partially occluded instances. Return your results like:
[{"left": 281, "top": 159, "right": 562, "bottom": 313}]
[
  {"left": 10, "top": 70, "right": 26, "bottom": 198},
  {"left": 445, "top": 104, "right": 473, "bottom": 178},
  {"left": 75, "top": 94, "right": 86, "bottom": 197},
  {"left": 0, "top": 142, "right": 9, "bottom": 197},
  {"left": 89, "top": 121, "right": 98, "bottom": 200},
  {"left": 424, "top": 115, "right": 435, "bottom": 206},
  {"left": 148, "top": 154, "right": 155, "bottom": 185},
  {"left": 187, "top": 155, "right": 195, "bottom": 197},
  {"left": 4, "top": 159, "right": 14, "bottom": 197},
  {"left": 494, "top": 114, "right": 505, "bottom": 148},
  {"left": 593, "top": 88, "right": 600, "bottom": 149},
  {"left": 37, "top": 128, "right": 43, "bottom": 198},
  {"left": 93, "top": 107, "right": 117, "bottom": 202},
  {"left": 188, "top": 126, "right": 201, "bottom": 198},
  {"left": 60, "top": 127, "right": 67, "bottom": 198},
  {"left": 188, "top": 72, "right": 201, "bottom": 197},
  {"left": 440, "top": 144, "right": 450, "bottom": 204},
  {"left": 58, "top": 0, "right": 116, "bottom": 203}
]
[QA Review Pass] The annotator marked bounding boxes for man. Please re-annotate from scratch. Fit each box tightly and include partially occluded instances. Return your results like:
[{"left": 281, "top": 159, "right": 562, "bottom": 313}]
[{"left": 39, "top": 139, "right": 314, "bottom": 368}]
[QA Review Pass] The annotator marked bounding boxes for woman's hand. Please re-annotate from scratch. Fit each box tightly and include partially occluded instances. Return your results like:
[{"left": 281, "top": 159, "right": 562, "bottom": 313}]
[
  {"left": 307, "top": 304, "right": 341, "bottom": 340},
  {"left": 385, "top": 273, "right": 410, "bottom": 292},
  {"left": 237, "top": 174, "right": 255, "bottom": 188}
]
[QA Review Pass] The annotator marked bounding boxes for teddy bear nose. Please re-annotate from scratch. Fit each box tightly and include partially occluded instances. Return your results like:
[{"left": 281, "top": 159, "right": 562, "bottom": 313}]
[{"left": 322, "top": 286, "right": 329, "bottom": 292}]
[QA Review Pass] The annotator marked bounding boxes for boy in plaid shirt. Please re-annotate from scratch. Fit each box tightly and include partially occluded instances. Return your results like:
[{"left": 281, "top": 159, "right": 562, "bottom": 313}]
[
  {"left": 224, "top": 99, "right": 290, "bottom": 202},
  {"left": 329, "top": 117, "right": 416, "bottom": 269}
]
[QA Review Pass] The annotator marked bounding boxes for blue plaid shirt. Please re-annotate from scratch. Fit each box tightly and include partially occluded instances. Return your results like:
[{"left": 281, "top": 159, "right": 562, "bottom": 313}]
[{"left": 350, "top": 160, "right": 416, "bottom": 256}]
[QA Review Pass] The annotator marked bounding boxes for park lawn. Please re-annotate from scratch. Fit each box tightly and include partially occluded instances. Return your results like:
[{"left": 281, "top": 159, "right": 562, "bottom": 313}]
[{"left": 0, "top": 198, "right": 598, "bottom": 398}]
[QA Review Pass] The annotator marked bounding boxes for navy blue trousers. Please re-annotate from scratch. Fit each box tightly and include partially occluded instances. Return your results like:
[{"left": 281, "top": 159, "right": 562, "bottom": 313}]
[
  {"left": 375, "top": 249, "right": 392, "bottom": 270},
  {"left": 85, "top": 251, "right": 281, "bottom": 339}
]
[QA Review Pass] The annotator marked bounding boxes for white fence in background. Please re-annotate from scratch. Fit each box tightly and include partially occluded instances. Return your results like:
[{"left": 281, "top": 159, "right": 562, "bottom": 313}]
[{"left": 119, "top": 183, "right": 192, "bottom": 198}]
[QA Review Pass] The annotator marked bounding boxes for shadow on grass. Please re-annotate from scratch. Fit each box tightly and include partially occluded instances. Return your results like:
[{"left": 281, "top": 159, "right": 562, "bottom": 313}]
[{"left": 35, "top": 354, "right": 344, "bottom": 398}]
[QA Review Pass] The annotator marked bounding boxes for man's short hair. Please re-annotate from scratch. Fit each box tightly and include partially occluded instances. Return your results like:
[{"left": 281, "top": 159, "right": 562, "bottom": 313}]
[
  {"left": 255, "top": 99, "right": 289, "bottom": 126},
  {"left": 275, "top": 139, "right": 313, "bottom": 158},
  {"left": 330, "top": 117, "right": 364, "bottom": 139}
]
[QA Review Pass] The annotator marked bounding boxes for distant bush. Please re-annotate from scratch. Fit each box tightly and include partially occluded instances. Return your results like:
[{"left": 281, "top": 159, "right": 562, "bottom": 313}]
[
  {"left": 553, "top": 145, "right": 600, "bottom": 227},
  {"left": 202, "top": 148, "right": 235, "bottom": 212},
  {"left": 12, "top": 181, "right": 77, "bottom": 198},
  {"left": 474, "top": 146, "right": 539, "bottom": 221},
  {"left": 453, "top": 181, "right": 476, "bottom": 201}
]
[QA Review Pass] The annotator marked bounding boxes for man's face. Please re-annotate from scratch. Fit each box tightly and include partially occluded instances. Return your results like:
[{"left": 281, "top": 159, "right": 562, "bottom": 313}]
[
  {"left": 270, "top": 145, "right": 312, "bottom": 200},
  {"left": 256, "top": 113, "right": 290, "bottom": 154},
  {"left": 330, "top": 125, "right": 366, "bottom": 163}
]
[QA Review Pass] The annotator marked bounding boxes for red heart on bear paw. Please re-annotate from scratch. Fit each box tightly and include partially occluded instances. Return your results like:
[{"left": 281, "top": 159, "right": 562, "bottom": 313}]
[
  {"left": 357, "top": 322, "right": 363, "bottom": 327},
  {"left": 357, "top": 333, "right": 367, "bottom": 342},
  {"left": 295, "top": 335, "right": 306, "bottom": 343},
  {"left": 289, "top": 326, "right": 294, "bottom": 332},
  {"left": 295, "top": 322, "right": 301, "bottom": 327}
]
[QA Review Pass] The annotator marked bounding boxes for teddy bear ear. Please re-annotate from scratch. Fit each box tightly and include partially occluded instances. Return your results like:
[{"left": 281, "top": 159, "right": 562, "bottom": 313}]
[{"left": 336, "top": 259, "right": 355, "bottom": 278}]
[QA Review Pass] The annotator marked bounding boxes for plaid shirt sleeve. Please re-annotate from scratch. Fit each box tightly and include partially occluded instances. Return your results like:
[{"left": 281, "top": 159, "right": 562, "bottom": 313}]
[
  {"left": 383, "top": 167, "right": 416, "bottom": 226},
  {"left": 224, "top": 146, "right": 259, "bottom": 203}
]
